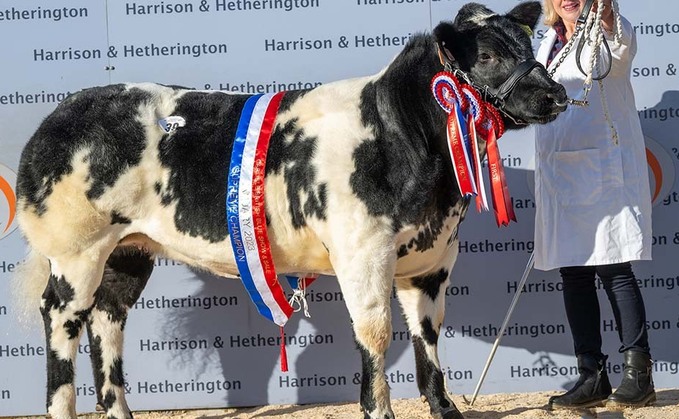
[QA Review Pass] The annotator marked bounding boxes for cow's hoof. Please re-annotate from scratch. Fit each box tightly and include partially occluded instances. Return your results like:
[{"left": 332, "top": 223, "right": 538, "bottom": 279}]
[
  {"left": 363, "top": 412, "right": 395, "bottom": 419},
  {"left": 432, "top": 407, "right": 464, "bottom": 419}
]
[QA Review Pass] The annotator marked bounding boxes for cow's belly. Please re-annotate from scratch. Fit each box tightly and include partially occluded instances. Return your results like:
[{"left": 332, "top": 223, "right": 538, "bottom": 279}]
[
  {"left": 393, "top": 212, "right": 461, "bottom": 279},
  {"left": 119, "top": 210, "right": 333, "bottom": 278},
  {"left": 120, "top": 211, "right": 457, "bottom": 280}
]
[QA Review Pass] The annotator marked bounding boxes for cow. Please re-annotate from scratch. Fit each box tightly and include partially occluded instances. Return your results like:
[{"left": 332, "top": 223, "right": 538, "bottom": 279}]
[{"left": 13, "top": 2, "right": 567, "bottom": 419}]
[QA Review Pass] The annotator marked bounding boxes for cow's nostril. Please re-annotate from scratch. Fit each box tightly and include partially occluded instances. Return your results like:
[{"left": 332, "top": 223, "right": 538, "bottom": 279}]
[{"left": 547, "top": 90, "right": 569, "bottom": 110}]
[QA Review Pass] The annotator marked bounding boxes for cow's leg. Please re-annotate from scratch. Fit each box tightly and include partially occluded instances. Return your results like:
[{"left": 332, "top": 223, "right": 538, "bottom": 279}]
[
  {"left": 41, "top": 249, "right": 109, "bottom": 419},
  {"left": 87, "top": 246, "right": 155, "bottom": 417},
  {"left": 395, "top": 245, "right": 463, "bottom": 419},
  {"left": 332, "top": 229, "right": 396, "bottom": 419}
]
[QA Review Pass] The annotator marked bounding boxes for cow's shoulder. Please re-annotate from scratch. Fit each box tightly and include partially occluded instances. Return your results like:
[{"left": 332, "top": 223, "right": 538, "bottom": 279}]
[{"left": 350, "top": 79, "right": 458, "bottom": 231}]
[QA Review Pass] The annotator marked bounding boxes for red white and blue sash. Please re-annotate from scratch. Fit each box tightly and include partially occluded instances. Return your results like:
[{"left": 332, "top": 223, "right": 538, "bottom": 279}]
[{"left": 226, "top": 92, "right": 293, "bottom": 327}]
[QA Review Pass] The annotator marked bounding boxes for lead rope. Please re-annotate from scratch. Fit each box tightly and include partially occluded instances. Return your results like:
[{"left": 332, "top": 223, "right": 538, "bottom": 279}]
[
  {"left": 595, "top": 0, "right": 622, "bottom": 144},
  {"left": 550, "top": 0, "right": 622, "bottom": 144}
]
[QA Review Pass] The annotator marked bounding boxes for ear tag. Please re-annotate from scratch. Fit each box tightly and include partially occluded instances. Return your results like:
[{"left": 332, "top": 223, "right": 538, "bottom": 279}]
[
  {"left": 518, "top": 24, "right": 533, "bottom": 37},
  {"left": 158, "top": 116, "right": 186, "bottom": 133}
]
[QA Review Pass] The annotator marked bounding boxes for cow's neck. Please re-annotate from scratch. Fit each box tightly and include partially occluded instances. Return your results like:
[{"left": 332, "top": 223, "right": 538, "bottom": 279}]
[
  {"left": 370, "top": 33, "right": 462, "bottom": 207},
  {"left": 375, "top": 34, "right": 448, "bottom": 142}
]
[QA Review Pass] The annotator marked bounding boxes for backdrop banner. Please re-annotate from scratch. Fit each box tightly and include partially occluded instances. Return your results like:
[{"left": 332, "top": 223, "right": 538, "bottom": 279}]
[{"left": 1, "top": 1, "right": 678, "bottom": 416}]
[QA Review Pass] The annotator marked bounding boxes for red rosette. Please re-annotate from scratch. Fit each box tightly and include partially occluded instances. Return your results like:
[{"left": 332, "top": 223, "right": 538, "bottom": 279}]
[
  {"left": 475, "top": 104, "right": 493, "bottom": 140},
  {"left": 431, "top": 72, "right": 467, "bottom": 114},
  {"left": 460, "top": 85, "right": 484, "bottom": 126},
  {"left": 485, "top": 104, "right": 505, "bottom": 139},
  {"left": 477, "top": 102, "right": 505, "bottom": 140}
]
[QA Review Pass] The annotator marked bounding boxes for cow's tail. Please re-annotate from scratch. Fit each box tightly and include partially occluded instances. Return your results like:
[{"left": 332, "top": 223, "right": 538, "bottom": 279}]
[{"left": 11, "top": 248, "right": 50, "bottom": 330}]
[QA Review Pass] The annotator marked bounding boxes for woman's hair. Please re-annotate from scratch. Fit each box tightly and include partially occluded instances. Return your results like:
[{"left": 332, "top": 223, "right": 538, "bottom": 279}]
[{"left": 543, "top": 0, "right": 560, "bottom": 26}]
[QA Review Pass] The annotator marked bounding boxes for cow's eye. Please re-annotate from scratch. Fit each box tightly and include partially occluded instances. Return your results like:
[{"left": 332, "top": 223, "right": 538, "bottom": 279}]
[{"left": 479, "top": 53, "right": 492, "bottom": 62}]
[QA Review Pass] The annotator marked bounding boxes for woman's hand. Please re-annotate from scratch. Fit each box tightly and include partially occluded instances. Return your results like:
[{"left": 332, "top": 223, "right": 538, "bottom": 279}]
[{"left": 593, "top": 0, "right": 614, "bottom": 32}]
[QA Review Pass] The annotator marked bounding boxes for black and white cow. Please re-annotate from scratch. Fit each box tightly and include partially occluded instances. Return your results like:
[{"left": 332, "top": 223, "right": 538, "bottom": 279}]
[{"left": 14, "top": 2, "right": 566, "bottom": 419}]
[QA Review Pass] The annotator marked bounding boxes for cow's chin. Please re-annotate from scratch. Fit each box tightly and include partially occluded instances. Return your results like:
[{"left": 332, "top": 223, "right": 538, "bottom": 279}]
[
  {"left": 502, "top": 107, "right": 563, "bottom": 128},
  {"left": 526, "top": 113, "right": 560, "bottom": 124},
  {"left": 502, "top": 96, "right": 568, "bottom": 127}
]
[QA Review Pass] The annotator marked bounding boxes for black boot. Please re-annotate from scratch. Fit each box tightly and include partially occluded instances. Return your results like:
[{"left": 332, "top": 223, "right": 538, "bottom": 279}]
[
  {"left": 606, "top": 350, "right": 656, "bottom": 408},
  {"left": 549, "top": 353, "right": 612, "bottom": 410}
]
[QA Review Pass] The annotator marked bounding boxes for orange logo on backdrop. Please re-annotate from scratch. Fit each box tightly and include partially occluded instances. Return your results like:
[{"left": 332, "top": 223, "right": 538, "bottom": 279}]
[
  {"left": 644, "top": 135, "right": 676, "bottom": 207},
  {"left": 0, "top": 163, "right": 18, "bottom": 240}
]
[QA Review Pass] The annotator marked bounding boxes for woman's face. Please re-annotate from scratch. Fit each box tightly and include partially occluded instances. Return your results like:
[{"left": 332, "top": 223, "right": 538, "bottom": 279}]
[{"left": 550, "top": 0, "right": 584, "bottom": 24}]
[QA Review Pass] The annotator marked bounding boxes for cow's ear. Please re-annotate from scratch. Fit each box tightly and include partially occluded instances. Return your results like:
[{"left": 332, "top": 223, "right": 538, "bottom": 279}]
[
  {"left": 505, "top": 1, "right": 542, "bottom": 31},
  {"left": 433, "top": 22, "right": 457, "bottom": 47},
  {"left": 453, "top": 2, "right": 495, "bottom": 30}
]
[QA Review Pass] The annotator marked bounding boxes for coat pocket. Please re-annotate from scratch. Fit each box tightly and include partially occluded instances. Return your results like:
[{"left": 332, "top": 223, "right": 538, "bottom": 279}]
[{"left": 553, "top": 149, "right": 602, "bottom": 206}]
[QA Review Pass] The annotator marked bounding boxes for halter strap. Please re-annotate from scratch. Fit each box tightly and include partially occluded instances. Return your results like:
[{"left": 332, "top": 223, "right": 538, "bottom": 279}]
[{"left": 486, "top": 59, "right": 540, "bottom": 106}]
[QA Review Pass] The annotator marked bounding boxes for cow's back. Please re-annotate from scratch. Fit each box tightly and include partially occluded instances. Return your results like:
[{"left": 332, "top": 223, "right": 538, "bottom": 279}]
[
  {"left": 16, "top": 82, "right": 352, "bottom": 275},
  {"left": 17, "top": 84, "right": 244, "bottom": 263}
]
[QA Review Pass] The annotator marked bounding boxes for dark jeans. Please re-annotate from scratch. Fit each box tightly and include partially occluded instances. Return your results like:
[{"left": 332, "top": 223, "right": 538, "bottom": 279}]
[{"left": 559, "top": 262, "right": 650, "bottom": 357}]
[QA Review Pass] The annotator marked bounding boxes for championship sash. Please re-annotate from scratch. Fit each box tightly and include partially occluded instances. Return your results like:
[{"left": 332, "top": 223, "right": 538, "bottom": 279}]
[{"left": 226, "top": 92, "right": 293, "bottom": 327}]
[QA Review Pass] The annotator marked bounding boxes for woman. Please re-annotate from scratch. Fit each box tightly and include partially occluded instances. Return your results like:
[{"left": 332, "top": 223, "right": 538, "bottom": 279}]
[{"left": 534, "top": 0, "right": 656, "bottom": 410}]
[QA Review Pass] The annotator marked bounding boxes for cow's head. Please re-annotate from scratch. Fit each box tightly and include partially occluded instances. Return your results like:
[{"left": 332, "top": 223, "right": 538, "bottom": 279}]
[{"left": 434, "top": 1, "right": 567, "bottom": 129}]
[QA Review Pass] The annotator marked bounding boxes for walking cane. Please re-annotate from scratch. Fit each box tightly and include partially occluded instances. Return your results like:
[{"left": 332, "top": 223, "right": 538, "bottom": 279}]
[{"left": 464, "top": 251, "right": 535, "bottom": 406}]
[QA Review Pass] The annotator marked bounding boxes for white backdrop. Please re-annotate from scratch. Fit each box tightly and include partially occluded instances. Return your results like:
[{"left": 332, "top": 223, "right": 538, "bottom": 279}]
[{"left": 1, "top": 0, "right": 678, "bottom": 416}]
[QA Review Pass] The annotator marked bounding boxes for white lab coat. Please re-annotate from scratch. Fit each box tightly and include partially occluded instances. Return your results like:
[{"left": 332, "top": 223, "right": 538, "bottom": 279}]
[{"left": 533, "top": 16, "right": 652, "bottom": 271}]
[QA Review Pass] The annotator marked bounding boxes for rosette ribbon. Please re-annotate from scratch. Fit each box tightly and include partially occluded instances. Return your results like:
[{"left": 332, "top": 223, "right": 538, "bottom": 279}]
[
  {"left": 431, "top": 72, "right": 517, "bottom": 227},
  {"left": 479, "top": 103, "right": 516, "bottom": 227},
  {"left": 431, "top": 72, "right": 477, "bottom": 197}
]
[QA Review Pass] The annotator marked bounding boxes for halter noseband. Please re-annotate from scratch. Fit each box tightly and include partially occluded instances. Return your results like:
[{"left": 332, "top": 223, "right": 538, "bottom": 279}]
[{"left": 437, "top": 41, "right": 539, "bottom": 125}]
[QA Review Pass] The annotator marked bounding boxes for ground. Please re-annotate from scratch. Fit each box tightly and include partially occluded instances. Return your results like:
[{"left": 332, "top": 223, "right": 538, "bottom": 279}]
[{"left": 19, "top": 389, "right": 678, "bottom": 418}]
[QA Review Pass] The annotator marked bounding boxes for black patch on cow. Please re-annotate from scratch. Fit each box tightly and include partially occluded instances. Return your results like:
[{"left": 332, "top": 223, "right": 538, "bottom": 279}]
[
  {"left": 41, "top": 275, "right": 61, "bottom": 312},
  {"left": 154, "top": 181, "right": 173, "bottom": 205},
  {"left": 277, "top": 89, "right": 310, "bottom": 113},
  {"left": 41, "top": 274, "right": 76, "bottom": 310},
  {"left": 17, "top": 85, "right": 152, "bottom": 214},
  {"left": 111, "top": 211, "right": 131, "bottom": 225},
  {"left": 420, "top": 316, "right": 439, "bottom": 346},
  {"left": 86, "top": 331, "right": 125, "bottom": 415},
  {"left": 447, "top": 226, "right": 459, "bottom": 247},
  {"left": 356, "top": 341, "right": 377, "bottom": 415},
  {"left": 87, "top": 328, "right": 106, "bottom": 403},
  {"left": 45, "top": 350, "right": 75, "bottom": 408},
  {"left": 157, "top": 91, "right": 249, "bottom": 242},
  {"left": 64, "top": 309, "right": 91, "bottom": 339},
  {"left": 103, "top": 389, "right": 117, "bottom": 410},
  {"left": 411, "top": 269, "right": 448, "bottom": 302},
  {"left": 79, "top": 247, "right": 153, "bottom": 405},
  {"left": 397, "top": 245, "right": 408, "bottom": 258},
  {"left": 42, "top": 298, "right": 75, "bottom": 409},
  {"left": 110, "top": 358, "right": 125, "bottom": 387},
  {"left": 350, "top": 36, "right": 461, "bottom": 236},
  {"left": 41, "top": 291, "right": 77, "bottom": 409},
  {"left": 403, "top": 220, "right": 447, "bottom": 253},
  {"left": 93, "top": 247, "right": 154, "bottom": 325},
  {"left": 413, "top": 336, "right": 451, "bottom": 414},
  {"left": 267, "top": 118, "right": 327, "bottom": 228}
]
